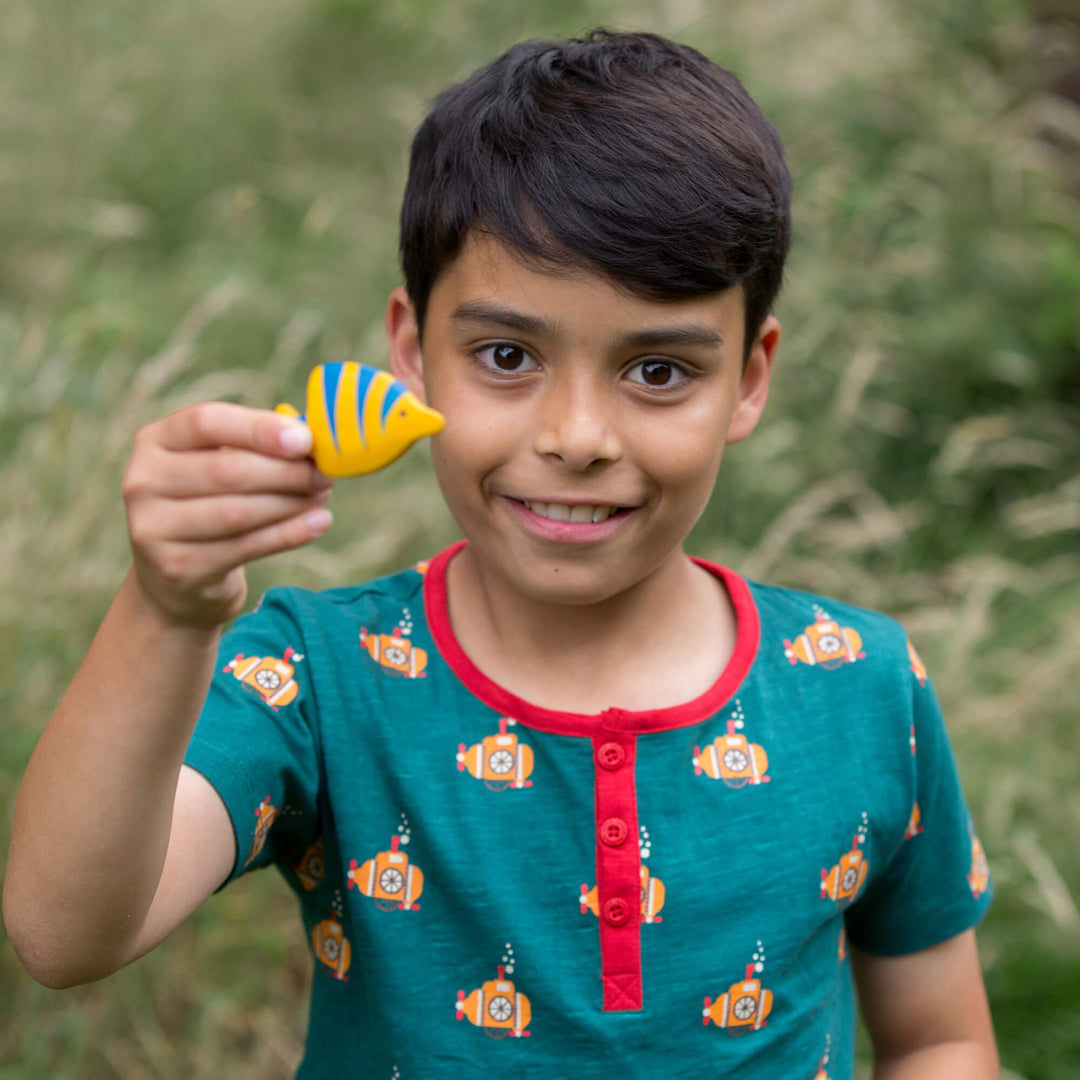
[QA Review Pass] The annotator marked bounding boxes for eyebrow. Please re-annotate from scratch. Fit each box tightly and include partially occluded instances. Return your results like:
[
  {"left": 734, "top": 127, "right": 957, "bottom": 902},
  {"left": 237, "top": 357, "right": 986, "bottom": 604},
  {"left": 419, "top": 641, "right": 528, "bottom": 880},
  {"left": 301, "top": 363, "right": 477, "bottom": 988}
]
[{"left": 450, "top": 300, "right": 724, "bottom": 351}]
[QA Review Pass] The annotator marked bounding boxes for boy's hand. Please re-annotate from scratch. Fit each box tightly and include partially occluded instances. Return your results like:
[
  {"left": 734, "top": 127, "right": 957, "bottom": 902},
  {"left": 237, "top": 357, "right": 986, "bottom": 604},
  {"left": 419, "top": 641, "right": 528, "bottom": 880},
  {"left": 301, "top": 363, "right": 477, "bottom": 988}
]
[{"left": 123, "top": 402, "right": 333, "bottom": 629}]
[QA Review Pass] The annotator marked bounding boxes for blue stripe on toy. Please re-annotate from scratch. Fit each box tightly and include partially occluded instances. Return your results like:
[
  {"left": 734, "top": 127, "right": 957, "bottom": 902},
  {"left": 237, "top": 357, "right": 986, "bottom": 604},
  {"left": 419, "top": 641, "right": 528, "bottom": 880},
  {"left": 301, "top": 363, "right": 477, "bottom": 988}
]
[
  {"left": 380, "top": 380, "right": 407, "bottom": 426},
  {"left": 354, "top": 364, "right": 377, "bottom": 447},
  {"left": 322, "top": 364, "right": 342, "bottom": 452}
]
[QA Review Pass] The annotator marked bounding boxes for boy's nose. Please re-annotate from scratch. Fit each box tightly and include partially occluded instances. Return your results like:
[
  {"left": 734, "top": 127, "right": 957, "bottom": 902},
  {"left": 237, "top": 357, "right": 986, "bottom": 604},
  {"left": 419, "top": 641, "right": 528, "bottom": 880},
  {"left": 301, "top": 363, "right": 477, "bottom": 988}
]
[{"left": 532, "top": 375, "right": 622, "bottom": 470}]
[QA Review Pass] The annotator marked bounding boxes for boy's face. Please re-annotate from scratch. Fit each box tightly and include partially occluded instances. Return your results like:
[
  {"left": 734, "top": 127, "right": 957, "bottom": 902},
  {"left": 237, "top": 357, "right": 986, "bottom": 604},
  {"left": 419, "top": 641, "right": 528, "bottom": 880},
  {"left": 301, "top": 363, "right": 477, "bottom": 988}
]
[{"left": 388, "top": 235, "right": 779, "bottom": 608}]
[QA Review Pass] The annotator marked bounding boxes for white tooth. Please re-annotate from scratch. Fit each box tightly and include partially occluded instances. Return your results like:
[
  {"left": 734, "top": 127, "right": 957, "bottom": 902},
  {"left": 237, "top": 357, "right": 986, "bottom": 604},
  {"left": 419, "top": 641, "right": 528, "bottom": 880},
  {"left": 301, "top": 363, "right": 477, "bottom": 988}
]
[
  {"left": 546, "top": 503, "right": 571, "bottom": 522},
  {"left": 592, "top": 506, "right": 612, "bottom": 523},
  {"left": 570, "top": 505, "right": 594, "bottom": 524},
  {"left": 529, "top": 502, "right": 547, "bottom": 517}
]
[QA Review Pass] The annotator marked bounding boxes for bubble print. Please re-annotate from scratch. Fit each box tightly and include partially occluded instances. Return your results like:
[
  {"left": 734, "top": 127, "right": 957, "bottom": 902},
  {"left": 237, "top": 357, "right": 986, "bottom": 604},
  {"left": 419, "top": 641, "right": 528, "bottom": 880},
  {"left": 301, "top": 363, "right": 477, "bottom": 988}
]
[
  {"left": 398, "top": 813, "right": 412, "bottom": 846},
  {"left": 398, "top": 608, "right": 414, "bottom": 638},
  {"left": 814, "top": 1033, "right": 833, "bottom": 1078},
  {"left": 751, "top": 940, "right": 767, "bottom": 974},
  {"left": 500, "top": 942, "right": 516, "bottom": 975},
  {"left": 728, "top": 698, "right": 746, "bottom": 731},
  {"left": 639, "top": 825, "right": 651, "bottom": 860}
]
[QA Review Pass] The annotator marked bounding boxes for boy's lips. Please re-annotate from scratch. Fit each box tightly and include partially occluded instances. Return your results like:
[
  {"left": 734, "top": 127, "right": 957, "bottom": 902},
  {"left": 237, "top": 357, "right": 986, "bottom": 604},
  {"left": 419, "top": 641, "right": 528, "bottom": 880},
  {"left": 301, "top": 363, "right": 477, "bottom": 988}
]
[{"left": 500, "top": 496, "right": 637, "bottom": 542}]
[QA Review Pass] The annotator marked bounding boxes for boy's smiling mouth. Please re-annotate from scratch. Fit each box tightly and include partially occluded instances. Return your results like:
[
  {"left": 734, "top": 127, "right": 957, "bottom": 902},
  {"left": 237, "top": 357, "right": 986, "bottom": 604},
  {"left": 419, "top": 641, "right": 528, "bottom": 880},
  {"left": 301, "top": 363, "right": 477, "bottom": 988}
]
[
  {"left": 521, "top": 500, "right": 624, "bottom": 524},
  {"left": 501, "top": 496, "right": 637, "bottom": 541}
]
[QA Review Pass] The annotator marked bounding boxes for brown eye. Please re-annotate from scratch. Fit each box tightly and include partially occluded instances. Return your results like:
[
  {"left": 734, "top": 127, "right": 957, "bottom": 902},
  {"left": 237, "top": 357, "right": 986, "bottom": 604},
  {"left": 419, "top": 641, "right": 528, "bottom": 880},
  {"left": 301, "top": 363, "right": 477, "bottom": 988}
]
[
  {"left": 640, "top": 361, "right": 673, "bottom": 385},
  {"left": 475, "top": 343, "right": 538, "bottom": 374},
  {"left": 627, "top": 358, "right": 691, "bottom": 390},
  {"left": 493, "top": 344, "right": 526, "bottom": 370}
]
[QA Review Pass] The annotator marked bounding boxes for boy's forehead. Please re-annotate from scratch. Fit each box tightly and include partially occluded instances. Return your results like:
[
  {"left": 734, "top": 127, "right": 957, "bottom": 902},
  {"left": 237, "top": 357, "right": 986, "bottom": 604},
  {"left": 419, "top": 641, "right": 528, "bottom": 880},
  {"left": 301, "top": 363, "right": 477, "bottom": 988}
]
[{"left": 428, "top": 233, "right": 746, "bottom": 347}]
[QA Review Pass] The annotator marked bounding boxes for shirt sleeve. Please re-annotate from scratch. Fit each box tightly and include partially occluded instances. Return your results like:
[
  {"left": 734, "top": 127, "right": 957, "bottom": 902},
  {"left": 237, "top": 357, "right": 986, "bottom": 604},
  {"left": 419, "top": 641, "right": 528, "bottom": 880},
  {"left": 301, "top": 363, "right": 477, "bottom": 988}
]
[
  {"left": 844, "top": 648, "right": 992, "bottom": 955},
  {"left": 183, "top": 588, "right": 322, "bottom": 886}
]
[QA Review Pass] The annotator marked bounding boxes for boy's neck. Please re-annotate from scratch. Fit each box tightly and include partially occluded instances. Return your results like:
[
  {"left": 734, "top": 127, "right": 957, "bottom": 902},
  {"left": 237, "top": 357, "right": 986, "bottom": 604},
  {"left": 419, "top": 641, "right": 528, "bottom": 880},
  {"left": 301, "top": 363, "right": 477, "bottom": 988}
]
[{"left": 444, "top": 545, "right": 737, "bottom": 714}]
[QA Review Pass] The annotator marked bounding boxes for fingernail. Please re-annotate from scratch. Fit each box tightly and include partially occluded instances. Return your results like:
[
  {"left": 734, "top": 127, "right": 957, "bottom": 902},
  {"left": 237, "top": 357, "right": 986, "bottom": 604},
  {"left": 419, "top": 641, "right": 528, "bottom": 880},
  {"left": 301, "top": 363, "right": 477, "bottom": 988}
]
[
  {"left": 307, "top": 508, "right": 332, "bottom": 534},
  {"left": 280, "top": 423, "right": 312, "bottom": 454}
]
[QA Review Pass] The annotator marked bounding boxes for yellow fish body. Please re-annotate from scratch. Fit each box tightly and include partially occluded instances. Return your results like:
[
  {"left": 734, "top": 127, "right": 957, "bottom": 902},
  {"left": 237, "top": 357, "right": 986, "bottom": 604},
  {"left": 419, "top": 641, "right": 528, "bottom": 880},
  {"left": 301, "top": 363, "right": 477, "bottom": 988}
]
[{"left": 276, "top": 362, "right": 444, "bottom": 477}]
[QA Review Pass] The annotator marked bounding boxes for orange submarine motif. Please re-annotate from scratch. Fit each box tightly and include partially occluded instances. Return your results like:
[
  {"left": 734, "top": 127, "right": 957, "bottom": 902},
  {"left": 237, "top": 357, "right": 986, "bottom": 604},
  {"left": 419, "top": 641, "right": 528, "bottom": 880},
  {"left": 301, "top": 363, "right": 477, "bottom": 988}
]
[
  {"left": 703, "top": 962, "right": 773, "bottom": 1033},
  {"left": 580, "top": 864, "right": 665, "bottom": 924},
  {"left": 694, "top": 718, "right": 769, "bottom": 787},
  {"left": 456, "top": 964, "right": 532, "bottom": 1038},
  {"left": 360, "top": 624, "right": 427, "bottom": 678},
  {"left": 347, "top": 835, "right": 424, "bottom": 911},
  {"left": 244, "top": 796, "right": 279, "bottom": 865},
  {"left": 784, "top": 609, "right": 865, "bottom": 670},
  {"left": 312, "top": 908, "right": 351, "bottom": 981},
  {"left": 223, "top": 646, "right": 303, "bottom": 709},
  {"left": 458, "top": 717, "right": 534, "bottom": 790},
  {"left": 967, "top": 829, "right": 990, "bottom": 899},
  {"left": 276, "top": 361, "right": 444, "bottom": 477},
  {"left": 903, "top": 802, "right": 924, "bottom": 840},
  {"left": 582, "top": 825, "right": 665, "bottom": 923},
  {"left": 292, "top": 837, "right": 326, "bottom": 891},
  {"left": 821, "top": 817, "right": 870, "bottom": 904},
  {"left": 907, "top": 639, "right": 928, "bottom": 686}
]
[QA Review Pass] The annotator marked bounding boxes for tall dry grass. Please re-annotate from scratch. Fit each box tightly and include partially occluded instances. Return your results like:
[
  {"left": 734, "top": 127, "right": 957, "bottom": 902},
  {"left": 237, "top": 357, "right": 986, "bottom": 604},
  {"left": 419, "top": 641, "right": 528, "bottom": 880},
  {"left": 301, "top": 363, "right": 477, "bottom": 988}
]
[{"left": 1, "top": 0, "right": 1078, "bottom": 1076}]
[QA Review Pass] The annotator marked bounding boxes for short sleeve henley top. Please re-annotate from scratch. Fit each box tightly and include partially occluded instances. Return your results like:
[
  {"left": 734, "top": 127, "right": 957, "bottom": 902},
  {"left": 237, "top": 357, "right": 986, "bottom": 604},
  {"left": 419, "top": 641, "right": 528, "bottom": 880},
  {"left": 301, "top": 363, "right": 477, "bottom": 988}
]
[{"left": 184, "top": 542, "right": 991, "bottom": 1079}]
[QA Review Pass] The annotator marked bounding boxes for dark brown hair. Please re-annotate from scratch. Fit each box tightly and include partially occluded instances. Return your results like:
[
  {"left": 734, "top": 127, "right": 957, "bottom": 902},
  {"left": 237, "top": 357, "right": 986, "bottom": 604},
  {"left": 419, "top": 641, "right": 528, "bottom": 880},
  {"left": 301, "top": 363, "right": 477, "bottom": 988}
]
[{"left": 400, "top": 29, "right": 791, "bottom": 357}]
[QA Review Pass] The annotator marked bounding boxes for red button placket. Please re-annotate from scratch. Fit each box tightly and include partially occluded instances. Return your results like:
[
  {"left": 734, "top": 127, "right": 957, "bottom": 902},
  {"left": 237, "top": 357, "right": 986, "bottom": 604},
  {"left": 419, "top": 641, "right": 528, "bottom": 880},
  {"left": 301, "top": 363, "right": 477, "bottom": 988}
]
[{"left": 592, "top": 728, "right": 642, "bottom": 1011}]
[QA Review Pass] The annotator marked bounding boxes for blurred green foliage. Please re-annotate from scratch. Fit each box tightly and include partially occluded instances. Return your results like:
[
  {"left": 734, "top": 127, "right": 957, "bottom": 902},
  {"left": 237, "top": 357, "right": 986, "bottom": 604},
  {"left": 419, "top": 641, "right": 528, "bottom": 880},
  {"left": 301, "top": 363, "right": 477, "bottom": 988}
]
[{"left": 1, "top": 0, "right": 1078, "bottom": 1076}]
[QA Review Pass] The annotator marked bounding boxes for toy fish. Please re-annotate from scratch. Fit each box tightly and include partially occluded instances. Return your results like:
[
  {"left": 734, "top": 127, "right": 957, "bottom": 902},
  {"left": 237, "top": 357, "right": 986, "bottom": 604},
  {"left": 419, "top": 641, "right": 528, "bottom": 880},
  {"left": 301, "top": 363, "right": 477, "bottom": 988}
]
[{"left": 276, "top": 362, "right": 444, "bottom": 477}]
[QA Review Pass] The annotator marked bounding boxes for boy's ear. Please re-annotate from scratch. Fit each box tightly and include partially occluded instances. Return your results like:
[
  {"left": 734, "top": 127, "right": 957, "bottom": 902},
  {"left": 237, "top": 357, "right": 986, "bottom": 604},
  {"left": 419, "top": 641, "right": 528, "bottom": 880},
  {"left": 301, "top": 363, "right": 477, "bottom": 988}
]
[
  {"left": 725, "top": 315, "right": 780, "bottom": 445},
  {"left": 386, "top": 285, "right": 426, "bottom": 401}
]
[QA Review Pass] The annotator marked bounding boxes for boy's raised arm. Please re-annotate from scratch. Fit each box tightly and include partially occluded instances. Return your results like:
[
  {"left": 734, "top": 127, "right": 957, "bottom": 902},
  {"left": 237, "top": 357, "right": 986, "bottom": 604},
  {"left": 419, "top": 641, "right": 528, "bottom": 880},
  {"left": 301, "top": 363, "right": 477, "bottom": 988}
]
[
  {"left": 851, "top": 929, "right": 998, "bottom": 1079},
  {"left": 2, "top": 403, "right": 333, "bottom": 987}
]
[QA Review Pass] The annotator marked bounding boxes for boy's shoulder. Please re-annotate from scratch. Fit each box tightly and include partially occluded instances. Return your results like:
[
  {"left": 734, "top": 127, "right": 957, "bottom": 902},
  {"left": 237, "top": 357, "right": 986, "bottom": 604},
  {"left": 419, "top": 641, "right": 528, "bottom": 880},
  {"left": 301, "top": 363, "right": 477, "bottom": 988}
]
[
  {"left": 741, "top": 573, "right": 916, "bottom": 671},
  {"left": 746, "top": 574, "right": 904, "bottom": 628},
  {"left": 242, "top": 561, "right": 428, "bottom": 627}
]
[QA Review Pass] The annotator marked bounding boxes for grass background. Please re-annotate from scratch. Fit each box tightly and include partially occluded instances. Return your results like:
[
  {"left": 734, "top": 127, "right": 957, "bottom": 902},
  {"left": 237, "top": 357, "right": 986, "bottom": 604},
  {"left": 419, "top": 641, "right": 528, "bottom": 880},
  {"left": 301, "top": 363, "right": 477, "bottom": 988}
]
[{"left": 1, "top": 0, "right": 1078, "bottom": 1075}]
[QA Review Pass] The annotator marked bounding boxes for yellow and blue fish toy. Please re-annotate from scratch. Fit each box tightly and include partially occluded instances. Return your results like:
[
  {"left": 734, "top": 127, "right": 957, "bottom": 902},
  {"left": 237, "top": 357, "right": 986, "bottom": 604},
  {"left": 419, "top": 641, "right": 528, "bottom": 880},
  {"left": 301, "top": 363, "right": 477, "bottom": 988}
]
[{"left": 276, "top": 362, "right": 444, "bottom": 477}]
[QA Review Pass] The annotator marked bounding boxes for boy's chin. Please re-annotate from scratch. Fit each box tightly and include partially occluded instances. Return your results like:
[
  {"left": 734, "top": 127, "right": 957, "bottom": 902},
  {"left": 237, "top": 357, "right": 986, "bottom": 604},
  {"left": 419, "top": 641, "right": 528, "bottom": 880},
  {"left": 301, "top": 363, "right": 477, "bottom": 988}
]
[{"left": 508, "top": 571, "right": 632, "bottom": 608}]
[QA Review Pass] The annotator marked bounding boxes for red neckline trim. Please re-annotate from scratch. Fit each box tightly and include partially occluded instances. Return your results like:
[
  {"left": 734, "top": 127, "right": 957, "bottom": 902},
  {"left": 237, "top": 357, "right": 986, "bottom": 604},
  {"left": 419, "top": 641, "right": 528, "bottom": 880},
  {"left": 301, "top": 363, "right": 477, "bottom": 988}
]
[{"left": 422, "top": 541, "right": 760, "bottom": 736}]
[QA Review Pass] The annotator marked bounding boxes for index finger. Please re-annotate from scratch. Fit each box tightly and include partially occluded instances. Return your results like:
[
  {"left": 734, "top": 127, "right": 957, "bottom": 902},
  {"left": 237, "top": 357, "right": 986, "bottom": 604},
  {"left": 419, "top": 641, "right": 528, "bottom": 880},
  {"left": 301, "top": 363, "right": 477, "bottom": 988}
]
[{"left": 156, "top": 402, "right": 313, "bottom": 459}]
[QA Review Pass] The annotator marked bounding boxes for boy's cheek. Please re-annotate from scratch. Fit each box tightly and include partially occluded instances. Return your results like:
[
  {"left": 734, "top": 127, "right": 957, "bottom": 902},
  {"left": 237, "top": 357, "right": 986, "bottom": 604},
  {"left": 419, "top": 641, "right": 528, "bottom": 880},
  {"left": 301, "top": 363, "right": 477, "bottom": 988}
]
[{"left": 639, "top": 416, "right": 729, "bottom": 483}]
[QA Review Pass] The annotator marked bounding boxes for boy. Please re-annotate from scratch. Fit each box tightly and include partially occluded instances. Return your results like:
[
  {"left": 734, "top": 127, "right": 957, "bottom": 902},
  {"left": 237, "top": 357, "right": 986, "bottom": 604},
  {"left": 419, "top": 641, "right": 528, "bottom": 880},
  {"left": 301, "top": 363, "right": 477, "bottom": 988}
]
[{"left": 4, "top": 30, "right": 997, "bottom": 1079}]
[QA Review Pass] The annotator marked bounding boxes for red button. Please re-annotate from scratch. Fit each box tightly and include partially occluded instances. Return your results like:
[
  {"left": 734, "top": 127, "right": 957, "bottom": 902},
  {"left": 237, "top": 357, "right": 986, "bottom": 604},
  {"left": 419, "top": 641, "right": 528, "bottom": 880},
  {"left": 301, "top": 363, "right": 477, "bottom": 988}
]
[
  {"left": 599, "top": 817, "right": 628, "bottom": 847},
  {"left": 597, "top": 742, "right": 625, "bottom": 770},
  {"left": 602, "top": 897, "right": 631, "bottom": 926}
]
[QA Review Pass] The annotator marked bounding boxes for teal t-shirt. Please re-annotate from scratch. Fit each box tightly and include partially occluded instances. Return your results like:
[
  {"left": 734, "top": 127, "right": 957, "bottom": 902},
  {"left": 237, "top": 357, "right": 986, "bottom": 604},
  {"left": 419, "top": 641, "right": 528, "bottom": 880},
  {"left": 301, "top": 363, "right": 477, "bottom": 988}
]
[{"left": 185, "top": 542, "right": 991, "bottom": 1079}]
